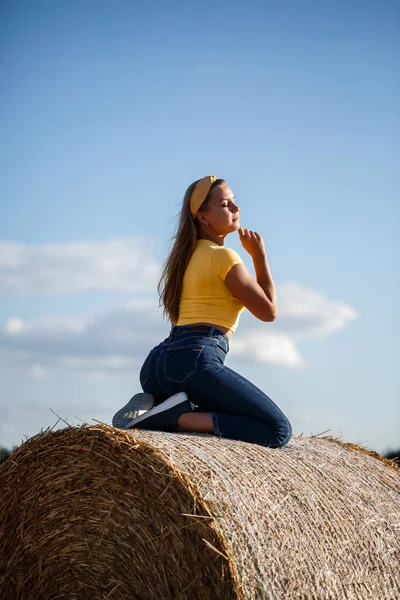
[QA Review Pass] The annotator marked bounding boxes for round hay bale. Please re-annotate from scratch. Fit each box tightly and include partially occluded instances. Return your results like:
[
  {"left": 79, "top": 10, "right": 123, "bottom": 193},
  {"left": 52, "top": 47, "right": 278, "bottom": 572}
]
[{"left": 0, "top": 425, "right": 399, "bottom": 600}]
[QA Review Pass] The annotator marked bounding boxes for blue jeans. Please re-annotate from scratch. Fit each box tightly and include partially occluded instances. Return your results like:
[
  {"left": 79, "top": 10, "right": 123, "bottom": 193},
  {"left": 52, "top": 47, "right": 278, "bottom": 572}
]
[{"left": 139, "top": 324, "right": 292, "bottom": 447}]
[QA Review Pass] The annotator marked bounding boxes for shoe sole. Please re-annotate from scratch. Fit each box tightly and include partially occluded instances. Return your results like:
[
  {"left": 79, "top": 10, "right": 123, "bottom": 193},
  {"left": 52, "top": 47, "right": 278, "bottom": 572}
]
[
  {"left": 125, "top": 392, "right": 188, "bottom": 429},
  {"left": 112, "top": 393, "right": 154, "bottom": 428}
]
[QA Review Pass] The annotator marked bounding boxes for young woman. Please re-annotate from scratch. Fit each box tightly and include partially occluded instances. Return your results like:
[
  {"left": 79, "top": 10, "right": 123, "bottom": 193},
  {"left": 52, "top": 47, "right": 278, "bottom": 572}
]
[{"left": 112, "top": 176, "right": 292, "bottom": 447}]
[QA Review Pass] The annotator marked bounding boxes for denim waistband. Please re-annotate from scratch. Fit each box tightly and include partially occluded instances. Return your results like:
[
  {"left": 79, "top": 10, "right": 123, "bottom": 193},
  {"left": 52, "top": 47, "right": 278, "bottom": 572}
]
[{"left": 171, "top": 324, "right": 229, "bottom": 344}]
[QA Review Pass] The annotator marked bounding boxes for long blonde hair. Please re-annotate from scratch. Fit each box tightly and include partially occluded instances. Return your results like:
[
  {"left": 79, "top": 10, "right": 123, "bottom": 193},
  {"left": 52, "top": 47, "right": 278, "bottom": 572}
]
[{"left": 158, "top": 178, "right": 225, "bottom": 325}]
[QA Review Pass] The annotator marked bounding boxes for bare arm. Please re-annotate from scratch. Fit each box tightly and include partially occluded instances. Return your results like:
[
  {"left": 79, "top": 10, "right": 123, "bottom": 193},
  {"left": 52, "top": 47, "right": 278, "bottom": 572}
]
[
  {"left": 252, "top": 251, "right": 277, "bottom": 312},
  {"left": 224, "top": 228, "right": 277, "bottom": 322}
]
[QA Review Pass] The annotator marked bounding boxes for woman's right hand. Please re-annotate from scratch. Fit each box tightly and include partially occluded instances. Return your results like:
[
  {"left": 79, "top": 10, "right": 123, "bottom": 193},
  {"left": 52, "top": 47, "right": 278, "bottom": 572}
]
[{"left": 238, "top": 227, "right": 266, "bottom": 258}]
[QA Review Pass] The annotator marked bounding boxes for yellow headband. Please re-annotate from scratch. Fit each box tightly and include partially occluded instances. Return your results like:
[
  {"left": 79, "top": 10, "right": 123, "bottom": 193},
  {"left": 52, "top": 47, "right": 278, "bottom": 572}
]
[{"left": 190, "top": 175, "right": 218, "bottom": 218}]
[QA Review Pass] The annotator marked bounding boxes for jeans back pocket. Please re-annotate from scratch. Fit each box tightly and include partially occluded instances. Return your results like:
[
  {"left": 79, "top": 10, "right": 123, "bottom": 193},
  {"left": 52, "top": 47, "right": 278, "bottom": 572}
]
[{"left": 163, "top": 343, "right": 204, "bottom": 384}]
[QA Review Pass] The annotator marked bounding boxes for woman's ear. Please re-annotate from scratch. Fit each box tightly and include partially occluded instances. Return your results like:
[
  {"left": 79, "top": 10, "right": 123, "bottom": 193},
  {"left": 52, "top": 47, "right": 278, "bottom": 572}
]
[{"left": 198, "top": 213, "right": 208, "bottom": 226}]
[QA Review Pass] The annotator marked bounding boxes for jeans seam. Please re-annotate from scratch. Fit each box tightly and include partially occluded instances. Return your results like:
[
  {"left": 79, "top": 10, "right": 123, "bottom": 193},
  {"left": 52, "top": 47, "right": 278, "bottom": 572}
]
[
  {"left": 280, "top": 420, "right": 292, "bottom": 446},
  {"left": 213, "top": 345, "right": 227, "bottom": 364},
  {"left": 211, "top": 412, "right": 221, "bottom": 436},
  {"left": 155, "top": 351, "right": 172, "bottom": 396}
]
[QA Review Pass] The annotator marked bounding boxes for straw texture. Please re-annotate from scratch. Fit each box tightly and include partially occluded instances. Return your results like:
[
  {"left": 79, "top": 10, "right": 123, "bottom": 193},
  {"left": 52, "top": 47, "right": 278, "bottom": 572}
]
[{"left": 1, "top": 424, "right": 399, "bottom": 600}]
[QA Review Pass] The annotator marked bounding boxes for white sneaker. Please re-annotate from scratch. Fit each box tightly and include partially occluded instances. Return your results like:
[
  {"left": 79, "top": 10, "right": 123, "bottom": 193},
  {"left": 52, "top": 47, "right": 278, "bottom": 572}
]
[
  {"left": 125, "top": 392, "right": 194, "bottom": 431},
  {"left": 112, "top": 393, "right": 155, "bottom": 429}
]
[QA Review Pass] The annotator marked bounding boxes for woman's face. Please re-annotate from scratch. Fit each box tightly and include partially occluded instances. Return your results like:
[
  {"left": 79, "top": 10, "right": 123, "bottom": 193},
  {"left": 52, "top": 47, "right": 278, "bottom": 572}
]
[{"left": 199, "top": 183, "right": 240, "bottom": 235}]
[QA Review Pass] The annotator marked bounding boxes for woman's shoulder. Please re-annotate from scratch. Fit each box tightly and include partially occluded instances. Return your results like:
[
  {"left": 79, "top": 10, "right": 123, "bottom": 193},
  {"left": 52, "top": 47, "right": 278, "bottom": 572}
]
[
  {"left": 210, "top": 245, "right": 244, "bottom": 279},
  {"left": 214, "top": 245, "right": 243, "bottom": 260},
  {"left": 195, "top": 240, "right": 243, "bottom": 263}
]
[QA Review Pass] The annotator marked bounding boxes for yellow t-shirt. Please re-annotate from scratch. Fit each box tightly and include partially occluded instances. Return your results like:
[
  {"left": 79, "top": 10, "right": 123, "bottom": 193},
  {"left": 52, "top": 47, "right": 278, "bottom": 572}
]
[{"left": 176, "top": 239, "right": 247, "bottom": 332}]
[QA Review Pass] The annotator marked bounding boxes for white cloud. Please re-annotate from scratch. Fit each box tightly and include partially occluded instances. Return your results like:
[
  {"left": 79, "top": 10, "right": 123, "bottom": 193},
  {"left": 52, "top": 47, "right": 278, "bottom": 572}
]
[
  {"left": 4, "top": 317, "right": 25, "bottom": 334},
  {"left": 271, "top": 282, "right": 357, "bottom": 339},
  {"left": 229, "top": 332, "right": 307, "bottom": 368},
  {"left": 0, "top": 299, "right": 166, "bottom": 379},
  {"left": 0, "top": 283, "right": 356, "bottom": 377},
  {"left": 226, "top": 282, "right": 356, "bottom": 368},
  {"left": 0, "top": 239, "right": 160, "bottom": 295}
]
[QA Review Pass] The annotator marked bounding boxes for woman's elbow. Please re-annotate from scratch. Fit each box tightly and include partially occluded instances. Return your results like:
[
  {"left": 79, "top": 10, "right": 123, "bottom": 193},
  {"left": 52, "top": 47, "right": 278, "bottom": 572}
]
[
  {"left": 265, "top": 313, "right": 277, "bottom": 322},
  {"left": 252, "top": 302, "right": 277, "bottom": 322},
  {"left": 263, "top": 306, "right": 277, "bottom": 322}
]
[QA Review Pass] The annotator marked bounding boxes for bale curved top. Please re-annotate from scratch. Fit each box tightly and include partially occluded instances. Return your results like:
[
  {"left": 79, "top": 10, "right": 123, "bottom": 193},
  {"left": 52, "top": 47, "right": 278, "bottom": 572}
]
[{"left": 1, "top": 425, "right": 399, "bottom": 600}]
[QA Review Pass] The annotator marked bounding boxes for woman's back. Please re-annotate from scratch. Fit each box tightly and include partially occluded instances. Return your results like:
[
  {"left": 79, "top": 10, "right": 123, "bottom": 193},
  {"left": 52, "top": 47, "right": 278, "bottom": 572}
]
[{"left": 176, "top": 239, "right": 246, "bottom": 333}]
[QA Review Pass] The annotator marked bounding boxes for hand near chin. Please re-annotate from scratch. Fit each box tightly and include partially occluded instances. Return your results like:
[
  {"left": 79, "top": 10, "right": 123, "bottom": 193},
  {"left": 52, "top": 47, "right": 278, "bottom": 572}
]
[{"left": 238, "top": 227, "right": 266, "bottom": 258}]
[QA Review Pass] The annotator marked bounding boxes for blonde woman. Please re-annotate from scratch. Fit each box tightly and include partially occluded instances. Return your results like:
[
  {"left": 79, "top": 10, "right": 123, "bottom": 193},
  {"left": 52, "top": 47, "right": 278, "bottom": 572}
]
[{"left": 112, "top": 176, "right": 292, "bottom": 447}]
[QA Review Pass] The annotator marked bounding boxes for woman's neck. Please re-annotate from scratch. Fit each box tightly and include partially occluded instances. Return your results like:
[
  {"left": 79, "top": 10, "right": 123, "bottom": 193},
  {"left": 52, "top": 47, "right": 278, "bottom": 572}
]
[{"left": 197, "top": 233, "right": 225, "bottom": 246}]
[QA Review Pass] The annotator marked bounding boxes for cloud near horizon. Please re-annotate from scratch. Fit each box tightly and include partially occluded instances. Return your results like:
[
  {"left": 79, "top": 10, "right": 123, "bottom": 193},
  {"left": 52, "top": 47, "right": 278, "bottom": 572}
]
[
  {"left": 0, "top": 238, "right": 357, "bottom": 376},
  {"left": 0, "top": 287, "right": 357, "bottom": 376},
  {"left": 0, "top": 239, "right": 159, "bottom": 295}
]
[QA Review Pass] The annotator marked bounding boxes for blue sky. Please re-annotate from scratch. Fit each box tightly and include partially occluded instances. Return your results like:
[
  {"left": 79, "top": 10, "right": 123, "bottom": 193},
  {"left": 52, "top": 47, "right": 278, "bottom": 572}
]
[{"left": 1, "top": 0, "right": 399, "bottom": 453}]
